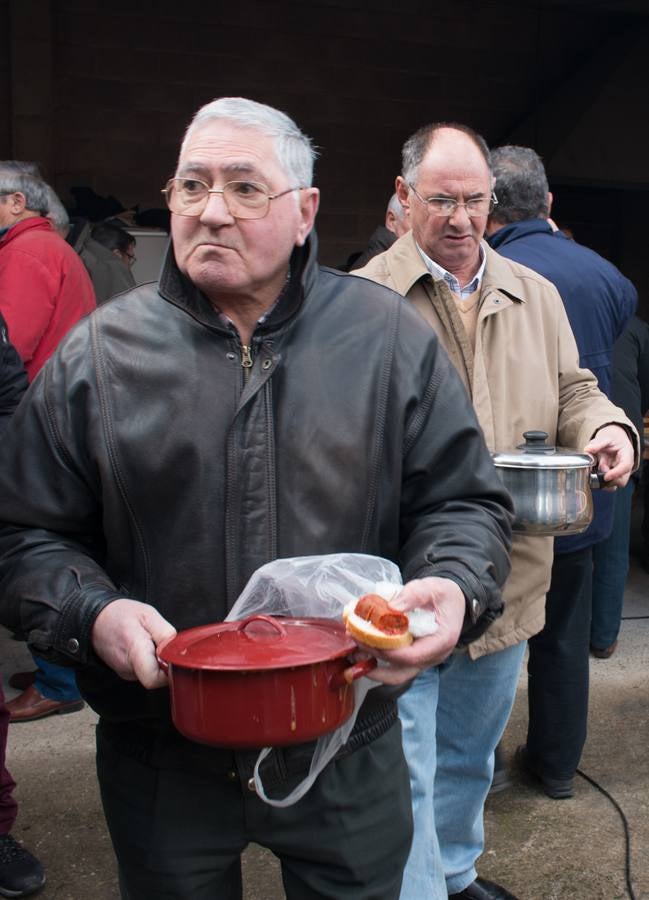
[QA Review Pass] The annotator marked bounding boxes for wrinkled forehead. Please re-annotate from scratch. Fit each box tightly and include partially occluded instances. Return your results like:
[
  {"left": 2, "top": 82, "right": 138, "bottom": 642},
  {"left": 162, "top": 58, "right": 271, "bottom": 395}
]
[
  {"left": 176, "top": 121, "right": 284, "bottom": 184},
  {"left": 418, "top": 131, "right": 491, "bottom": 187}
]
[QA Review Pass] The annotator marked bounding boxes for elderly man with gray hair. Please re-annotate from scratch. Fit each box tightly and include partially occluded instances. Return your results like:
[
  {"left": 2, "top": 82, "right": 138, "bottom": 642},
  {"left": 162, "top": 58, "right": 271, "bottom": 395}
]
[
  {"left": 0, "top": 98, "right": 514, "bottom": 898},
  {"left": 0, "top": 160, "right": 94, "bottom": 726},
  {"left": 0, "top": 162, "right": 95, "bottom": 381}
]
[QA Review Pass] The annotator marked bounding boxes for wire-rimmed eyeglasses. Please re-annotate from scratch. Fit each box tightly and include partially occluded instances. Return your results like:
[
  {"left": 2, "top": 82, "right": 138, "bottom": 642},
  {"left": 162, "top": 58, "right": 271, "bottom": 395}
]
[
  {"left": 408, "top": 183, "right": 498, "bottom": 217},
  {"left": 161, "top": 178, "right": 303, "bottom": 220}
]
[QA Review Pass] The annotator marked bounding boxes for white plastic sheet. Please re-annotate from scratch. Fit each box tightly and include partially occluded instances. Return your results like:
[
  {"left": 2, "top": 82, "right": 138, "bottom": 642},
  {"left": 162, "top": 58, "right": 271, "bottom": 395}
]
[{"left": 225, "top": 553, "right": 402, "bottom": 807}]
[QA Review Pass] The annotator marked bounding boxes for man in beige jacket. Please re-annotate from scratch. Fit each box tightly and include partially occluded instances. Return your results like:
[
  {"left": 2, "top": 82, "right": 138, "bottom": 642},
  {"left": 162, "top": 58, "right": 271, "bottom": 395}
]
[{"left": 353, "top": 123, "right": 636, "bottom": 900}]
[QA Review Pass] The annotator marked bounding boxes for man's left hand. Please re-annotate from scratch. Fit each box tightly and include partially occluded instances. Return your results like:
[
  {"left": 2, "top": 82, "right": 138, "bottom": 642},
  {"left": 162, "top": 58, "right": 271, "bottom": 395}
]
[
  {"left": 584, "top": 424, "right": 635, "bottom": 489},
  {"left": 352, "top": 576, "right": 466, "bottom": 686}
]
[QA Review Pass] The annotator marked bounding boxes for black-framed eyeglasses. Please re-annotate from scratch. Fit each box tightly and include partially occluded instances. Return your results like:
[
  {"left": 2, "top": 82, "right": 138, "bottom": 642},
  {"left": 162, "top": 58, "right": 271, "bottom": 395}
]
[
  {"left": 408, "top": 183, "right": 498, "bottom": 217},
  {"left": 161, "top": 178, "right": 303, "bottom": 220},
  {"left": 123, "top": 251, "right": 137, "bottom": 266}
]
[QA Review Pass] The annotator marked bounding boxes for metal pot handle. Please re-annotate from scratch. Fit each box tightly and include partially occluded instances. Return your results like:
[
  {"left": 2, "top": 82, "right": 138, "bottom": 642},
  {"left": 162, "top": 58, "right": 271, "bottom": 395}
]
[
  {"left": 330, "top": 657, "right": 378, "bottom": 688},
  {"left": 590, "top": 472, "right": 607, "bottom": 490}
]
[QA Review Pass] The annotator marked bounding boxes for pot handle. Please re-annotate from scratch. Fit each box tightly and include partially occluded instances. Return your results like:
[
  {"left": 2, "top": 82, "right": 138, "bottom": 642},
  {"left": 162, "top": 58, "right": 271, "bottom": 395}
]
[
  {"left": 330, "top": 657, "right": 378, "bottom": 688},
  {"left": 235, "top": 614, "right": 288, "bottom": 637},
  {"left": 590, "top": 472, "right": 607, "bottom": 490},
  {"left": 156, "top": 634, "right": 175, "bottom": 674}
]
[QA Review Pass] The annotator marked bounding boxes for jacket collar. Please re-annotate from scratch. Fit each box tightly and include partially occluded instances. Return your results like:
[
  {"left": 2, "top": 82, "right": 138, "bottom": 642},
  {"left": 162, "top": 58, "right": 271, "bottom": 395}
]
[
  {"left": 480, "top": 243, "right": 528, "bottom": 305},
  {"left": 157, "top": 231, "right": 318, "bottom": 334},
  {"left": 0, "top": 216, "right": 52, "bottom": 248},
  {"left": 487, "top": 218, "right": 553, "bottom": 251},
  {"left": 384, "top": 230, "right": 526, "bottom": 305}
]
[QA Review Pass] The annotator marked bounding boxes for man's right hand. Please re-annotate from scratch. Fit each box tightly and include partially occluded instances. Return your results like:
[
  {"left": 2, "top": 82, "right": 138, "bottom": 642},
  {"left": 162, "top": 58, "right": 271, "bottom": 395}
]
[{"left": 91, "top": 598, "right": 177, "bottom": 689}]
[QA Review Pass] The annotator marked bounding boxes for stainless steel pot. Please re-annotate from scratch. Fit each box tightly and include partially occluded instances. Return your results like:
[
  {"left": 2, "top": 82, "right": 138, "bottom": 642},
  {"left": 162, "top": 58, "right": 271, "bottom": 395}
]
[{"left": 492, "top": 430, "right": 605, "bottom": 536}]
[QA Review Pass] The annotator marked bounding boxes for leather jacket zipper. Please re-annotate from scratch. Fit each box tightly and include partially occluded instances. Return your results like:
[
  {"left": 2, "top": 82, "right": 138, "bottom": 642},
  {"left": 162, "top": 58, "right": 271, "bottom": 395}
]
[{"left": 241, "top": 343, "right": 253, "bottom": 381}]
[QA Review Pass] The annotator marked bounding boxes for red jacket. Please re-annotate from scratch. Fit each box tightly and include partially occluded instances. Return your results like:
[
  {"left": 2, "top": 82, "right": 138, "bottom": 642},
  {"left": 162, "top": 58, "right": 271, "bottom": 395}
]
[{"left": 0, "top": 217, "right": 96, "bottom": 380}]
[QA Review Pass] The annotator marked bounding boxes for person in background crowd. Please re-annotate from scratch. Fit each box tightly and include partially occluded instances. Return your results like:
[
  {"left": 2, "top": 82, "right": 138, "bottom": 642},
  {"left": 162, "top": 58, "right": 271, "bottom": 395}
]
[
  {"left": 344, "top": 192, "right": 410, "bottom": 270},
  {"left": 0, "top": 314, "right": 27, "bottom": 433},
  {"left": 69, "top": 219, "right": 136, "bottom": 304},
  {"left": 0, "top": 98, "right": 513, "bottom": 900},
  {"left": 0, "top": 160, "right": 95, "bottom": 722},
  {"left": 486, "top": 145, "right": 637, "bottom": 797},
  {"left": 0, "top": 314, "right": 45, "bottom": 897},
  {"left": 591, "top": 315, "right": 649, "bottom": 657},
  {"left": 354, "top": 122, "right": 636, "bottom": 900},
  {"left": 0, "top": 162, "right": 70, "bottom": 241},
  {"left": 91, "top": 221, "right": 137, "bottom": 274}
]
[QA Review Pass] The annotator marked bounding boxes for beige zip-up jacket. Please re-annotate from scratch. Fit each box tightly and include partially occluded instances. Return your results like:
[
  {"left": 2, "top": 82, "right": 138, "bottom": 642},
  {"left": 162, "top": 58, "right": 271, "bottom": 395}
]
[{"left": 355, "top": 231, "right": 637, "bottom": 658}]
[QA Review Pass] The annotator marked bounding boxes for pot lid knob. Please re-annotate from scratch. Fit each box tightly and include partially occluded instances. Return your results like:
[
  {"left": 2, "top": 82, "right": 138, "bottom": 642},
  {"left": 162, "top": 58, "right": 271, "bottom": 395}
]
[{"left": 517, "top": 430, "right": 556, "bottom": 454}]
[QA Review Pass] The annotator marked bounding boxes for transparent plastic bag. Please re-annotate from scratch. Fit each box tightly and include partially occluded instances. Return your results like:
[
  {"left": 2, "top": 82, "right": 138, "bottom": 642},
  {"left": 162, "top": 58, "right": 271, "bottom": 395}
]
[{"left": 225, "top": 553, "right": 402, "bottom": 807}]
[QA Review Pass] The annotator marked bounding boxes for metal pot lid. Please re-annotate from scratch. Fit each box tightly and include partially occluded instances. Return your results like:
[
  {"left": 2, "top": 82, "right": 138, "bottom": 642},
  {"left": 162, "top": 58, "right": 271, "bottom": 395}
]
[
  {"left": 492, "top": 430, "right": 594, "bottom": 470},
  {"left": 158, "top": 614, "right": 357, "bottom": 671}
]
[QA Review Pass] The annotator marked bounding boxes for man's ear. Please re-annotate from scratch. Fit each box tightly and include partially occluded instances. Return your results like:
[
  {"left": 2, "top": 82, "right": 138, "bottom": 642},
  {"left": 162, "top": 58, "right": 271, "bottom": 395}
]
[
  {"left": 295, "top": 187, "right": 320, "bottom": 247},
  {"left": 6, "top": 192, "right": 27, "bottom": 216},
  {"left": 547, "top": 191, "right": 553, "bottom": 216},
  {"left": 395, "top": 177, "right": 411, "bottom": 214}
]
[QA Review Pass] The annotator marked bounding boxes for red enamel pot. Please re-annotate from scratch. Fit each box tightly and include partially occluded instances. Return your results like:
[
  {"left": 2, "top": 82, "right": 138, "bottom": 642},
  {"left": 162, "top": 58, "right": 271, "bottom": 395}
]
[{"left": 157, "top": 614, "right": 376, "bottom": 748}]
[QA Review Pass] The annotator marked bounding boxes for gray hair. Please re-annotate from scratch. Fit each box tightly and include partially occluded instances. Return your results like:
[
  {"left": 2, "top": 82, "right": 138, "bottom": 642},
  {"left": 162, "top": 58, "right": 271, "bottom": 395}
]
[
  {"left": 401, "top": 122, "right": 491, "bottom": 185},
  {"left": 44, "top": 185, "right": 70, "bottom": 235},
  {"left": 489, "top": 146, "right": 550, "bottom": 223},
  {"left": 386, "top": 192, "right": 405, "bottom": 221},
  {"left": 179, "top": 97, "right": 317, "bottom": 187},
  {"left": 0, "top": 160, "right": 51, "bottom": 216}
]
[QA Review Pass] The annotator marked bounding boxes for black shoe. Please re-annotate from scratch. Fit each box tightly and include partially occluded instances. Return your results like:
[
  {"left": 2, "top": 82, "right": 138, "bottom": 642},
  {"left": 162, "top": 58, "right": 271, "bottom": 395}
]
[
  {"left": 449, "top": 876, "right": 519, "bottom": 899},
  {"left": 0, "top": 834, "right": 45, "bottom": 897},
  {"left": 515, "top": 744, "right": 573, "bottom": 799}
]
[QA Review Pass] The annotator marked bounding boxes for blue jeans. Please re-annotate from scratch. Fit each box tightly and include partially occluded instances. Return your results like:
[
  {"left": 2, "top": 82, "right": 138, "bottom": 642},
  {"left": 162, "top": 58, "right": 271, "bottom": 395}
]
[
  {"left": 398, "top": 641, "right": 527, "bottom": 899},
  {"left": 33, "top": 654, "right": 82, "bottom": 702},
  {"left": 591, "top": 480, "right": 634, "bottom": 649}
]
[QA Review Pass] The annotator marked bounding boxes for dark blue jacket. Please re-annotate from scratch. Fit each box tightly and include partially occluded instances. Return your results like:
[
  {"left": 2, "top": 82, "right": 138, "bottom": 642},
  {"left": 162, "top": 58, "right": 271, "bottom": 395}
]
[
  {"left": 488, "top": 219, "right": 637, "bottom": 551},
  {"left": 611, "top": 316, "right": 649, "bottom": 476}
]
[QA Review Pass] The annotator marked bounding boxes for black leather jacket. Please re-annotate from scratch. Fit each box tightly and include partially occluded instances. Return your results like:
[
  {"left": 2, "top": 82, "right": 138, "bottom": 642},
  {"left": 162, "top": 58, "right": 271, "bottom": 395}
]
[{"left": 0, "top": 234, "right": 512, "bottom": 733}]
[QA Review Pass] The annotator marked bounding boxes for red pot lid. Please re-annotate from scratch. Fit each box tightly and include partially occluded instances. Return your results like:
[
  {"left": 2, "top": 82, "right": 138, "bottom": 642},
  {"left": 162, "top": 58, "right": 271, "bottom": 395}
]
[{"left": 158, "top": 614, "right": 357, "bottom": 671}]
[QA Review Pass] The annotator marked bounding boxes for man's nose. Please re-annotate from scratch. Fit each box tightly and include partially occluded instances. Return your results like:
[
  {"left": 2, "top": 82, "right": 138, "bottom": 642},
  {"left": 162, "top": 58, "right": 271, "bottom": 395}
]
[
  {"left": 199, "top": 191, "right": 235, "bottom": 227},
  {"left": 448, "top": 203, "right": 471, "bottom": 226}
]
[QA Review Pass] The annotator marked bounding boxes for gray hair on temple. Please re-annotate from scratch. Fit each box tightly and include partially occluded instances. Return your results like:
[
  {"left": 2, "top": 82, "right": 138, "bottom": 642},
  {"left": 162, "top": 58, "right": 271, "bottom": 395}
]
[{"left": 0, "top": 160, "right": 50, "bottom": 216}]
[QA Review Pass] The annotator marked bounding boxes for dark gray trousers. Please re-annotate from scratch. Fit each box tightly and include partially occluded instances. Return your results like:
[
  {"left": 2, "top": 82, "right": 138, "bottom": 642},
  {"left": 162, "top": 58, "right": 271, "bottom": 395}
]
[
  {"left": 97, "top": 719, "right": 412, "bottom": 899},
  {"left": 526, "top": 546, "right": 593, "bottom": 779}
]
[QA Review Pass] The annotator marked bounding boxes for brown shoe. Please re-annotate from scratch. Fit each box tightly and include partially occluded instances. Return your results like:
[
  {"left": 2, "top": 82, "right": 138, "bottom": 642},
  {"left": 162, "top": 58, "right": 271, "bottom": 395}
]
[
  {"left": 6, "top": 685, "right": 84, "bottom": 722},
  {"left": 8, "top": 670, "right": 37, "bottom": 691},
  {"left": 591, "top": 640, "right": 618, "bottom": 659}
]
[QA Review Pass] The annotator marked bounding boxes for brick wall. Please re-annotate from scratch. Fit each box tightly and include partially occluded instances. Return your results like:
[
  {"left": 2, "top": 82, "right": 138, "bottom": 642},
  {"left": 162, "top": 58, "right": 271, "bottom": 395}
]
[
  {"left": 5, "top": 0, "right": 649, "bottom": 305},
  {"left": 0, "top": 0, "right": 10, "bottom": 156}
]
